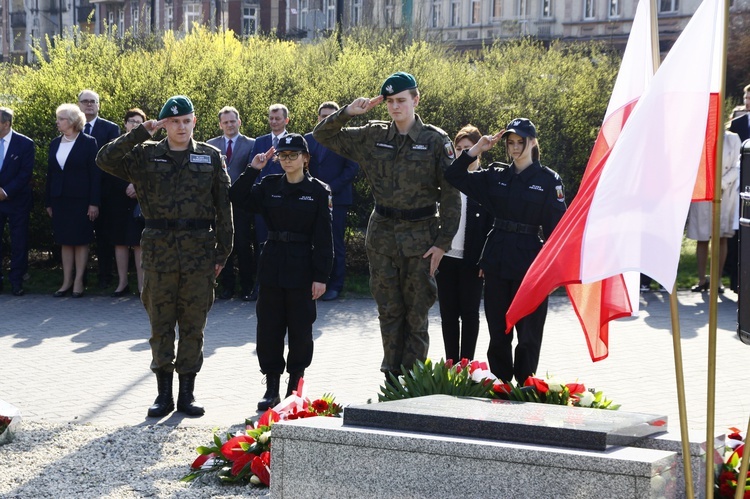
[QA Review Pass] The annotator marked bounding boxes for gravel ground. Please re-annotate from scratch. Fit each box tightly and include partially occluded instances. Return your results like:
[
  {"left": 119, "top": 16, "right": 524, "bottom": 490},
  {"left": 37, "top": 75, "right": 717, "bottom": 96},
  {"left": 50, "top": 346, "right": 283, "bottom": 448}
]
[{"left": 0, "top": 421, "right": 270, "bottom": 499}]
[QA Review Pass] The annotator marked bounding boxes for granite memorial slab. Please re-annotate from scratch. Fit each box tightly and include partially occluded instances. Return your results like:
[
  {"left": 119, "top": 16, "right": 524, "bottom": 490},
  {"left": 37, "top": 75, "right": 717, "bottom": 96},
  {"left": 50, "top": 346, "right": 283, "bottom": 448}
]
[{"left": 343, "top": 395, "right": 668, "bottom": 451}]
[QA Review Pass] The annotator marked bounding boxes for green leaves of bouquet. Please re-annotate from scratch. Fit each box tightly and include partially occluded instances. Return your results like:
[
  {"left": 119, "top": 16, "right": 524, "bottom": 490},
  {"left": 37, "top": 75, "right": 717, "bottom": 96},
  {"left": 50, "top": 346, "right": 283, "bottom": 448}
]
[{"left": 379, "top": 358, "right": 495, "bottom": 401}]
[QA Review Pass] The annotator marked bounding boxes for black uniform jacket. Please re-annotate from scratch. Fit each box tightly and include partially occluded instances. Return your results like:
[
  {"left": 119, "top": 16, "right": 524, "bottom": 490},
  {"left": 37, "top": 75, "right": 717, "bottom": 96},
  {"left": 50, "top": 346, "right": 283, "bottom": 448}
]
[
  {"left": 445, "top": 151, "right": 566, "bottom": 280},
  {"left": 460, "top": 196, "right": 494, "bottom": 269},
  {"left": 230, "top": 167, "right": 334, "bottom": 289}
]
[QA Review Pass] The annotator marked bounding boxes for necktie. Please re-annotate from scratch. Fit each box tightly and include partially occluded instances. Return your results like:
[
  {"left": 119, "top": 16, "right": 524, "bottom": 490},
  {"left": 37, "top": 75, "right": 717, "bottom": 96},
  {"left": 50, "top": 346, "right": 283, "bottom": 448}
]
[
  {"left": 272, "top": 135, "right": 279, "bottom": 150},
  {"left": 226, "top": 139, "right": 233, "bottom": 163},
  {"left": 0, "top": 138, "right": 4, "bottom": 171},
  {"left": 84, "top": 123, "right": 92, "bottom": 135}
]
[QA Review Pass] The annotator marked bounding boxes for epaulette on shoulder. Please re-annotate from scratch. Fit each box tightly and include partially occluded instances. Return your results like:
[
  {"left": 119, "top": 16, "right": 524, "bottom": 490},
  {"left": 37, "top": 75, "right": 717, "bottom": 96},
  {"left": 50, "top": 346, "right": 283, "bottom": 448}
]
[
  {"left": 488, "top": 161, "right": 510, "bottom": 171},
  {"left": 312, "top": 177, "right": 332, "bottom": 192},
  {"left": 542, "top": 166, "right": 562, "bottom": 180},
  {"left": 423, "top": 123, "right": 448, "bottom": 136}
]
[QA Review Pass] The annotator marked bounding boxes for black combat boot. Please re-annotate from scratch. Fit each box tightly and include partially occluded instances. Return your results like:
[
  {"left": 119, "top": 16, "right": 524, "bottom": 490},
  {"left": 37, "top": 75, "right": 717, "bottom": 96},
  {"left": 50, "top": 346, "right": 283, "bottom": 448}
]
[
  {"left": 147, "top": 371, "right": 174, "bottom": 418},
  {"left": 176, "top": 373, "right": 205, "bottom": 416},
  {"left": 286, "top": 371, "right": 305, "bottom": 398},
  {"left": 257, "top": 374, "right": 281, "bottom": 411}
]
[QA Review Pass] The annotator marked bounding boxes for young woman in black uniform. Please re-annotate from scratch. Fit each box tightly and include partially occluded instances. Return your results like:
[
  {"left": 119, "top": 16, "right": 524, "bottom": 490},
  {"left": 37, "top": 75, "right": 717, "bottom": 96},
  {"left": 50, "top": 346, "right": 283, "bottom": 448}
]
[
  {"left": 230, "top": 133, "right": 333, "bottom": 411},
  {"left": 435, "top": 125, "right": 493, "bottom": 362},
  {"left": 444, "top": 118, "right": 566, "bottom": 384}
]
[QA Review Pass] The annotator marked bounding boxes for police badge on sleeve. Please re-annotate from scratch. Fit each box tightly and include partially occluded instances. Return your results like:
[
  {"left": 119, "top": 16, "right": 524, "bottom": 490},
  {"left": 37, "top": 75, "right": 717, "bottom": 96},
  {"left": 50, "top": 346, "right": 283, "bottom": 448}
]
[{"left": 444, "top": 142, "right": 455, "bottom": 160}]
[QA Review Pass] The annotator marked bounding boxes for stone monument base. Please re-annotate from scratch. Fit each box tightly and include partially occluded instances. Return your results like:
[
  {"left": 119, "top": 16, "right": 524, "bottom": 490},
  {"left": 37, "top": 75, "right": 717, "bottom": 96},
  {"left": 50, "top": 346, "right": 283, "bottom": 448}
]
[{"left": 271, "top": 399, "right": 721, "bottom": 498}]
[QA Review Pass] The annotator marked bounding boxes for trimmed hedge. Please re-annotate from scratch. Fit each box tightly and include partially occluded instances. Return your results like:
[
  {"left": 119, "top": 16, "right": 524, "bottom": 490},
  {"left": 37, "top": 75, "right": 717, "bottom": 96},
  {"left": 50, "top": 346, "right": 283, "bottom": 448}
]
[{"left": 2, "top": 26, "right": 621, "bottom": 253}]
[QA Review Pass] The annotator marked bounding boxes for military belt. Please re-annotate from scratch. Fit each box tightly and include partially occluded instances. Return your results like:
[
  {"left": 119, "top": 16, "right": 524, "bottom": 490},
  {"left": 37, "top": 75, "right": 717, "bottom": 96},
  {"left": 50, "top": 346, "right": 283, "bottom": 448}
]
[
  {"left": 493, "top": 218, "right": 540, "bottom": 236},
  {"left": 145, "top": 219, "right": 213, "bottom": 230},
  {"left": 374, "top": 203, "right": 437, "bottom": 221},
  {"left": 266, "top": 231, "right": 310, "bottom": 243}
]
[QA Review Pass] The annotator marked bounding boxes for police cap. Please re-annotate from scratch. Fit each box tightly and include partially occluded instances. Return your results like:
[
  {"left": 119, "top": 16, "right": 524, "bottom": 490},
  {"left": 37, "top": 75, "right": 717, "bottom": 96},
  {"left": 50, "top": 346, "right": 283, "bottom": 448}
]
[
  {"left": 275, "top": 133, "right": 309, "bottom": 154},
  {"left": 501, "top": 118, "right": 537, "bottom": 139}
]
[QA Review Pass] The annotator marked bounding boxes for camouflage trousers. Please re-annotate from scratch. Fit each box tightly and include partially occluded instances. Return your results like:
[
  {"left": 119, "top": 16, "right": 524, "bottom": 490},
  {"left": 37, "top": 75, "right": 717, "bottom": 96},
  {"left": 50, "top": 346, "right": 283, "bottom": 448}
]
[
  {"left": 367, "top": 249, "right": 437, "bottom": 373},
  {"left": 142, "top": 267, "right": 216, "bottom": 374}
]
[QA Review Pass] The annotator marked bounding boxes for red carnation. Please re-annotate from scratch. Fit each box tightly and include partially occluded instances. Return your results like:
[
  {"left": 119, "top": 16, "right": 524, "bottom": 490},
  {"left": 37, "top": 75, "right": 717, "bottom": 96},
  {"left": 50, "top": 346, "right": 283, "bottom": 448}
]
[{"left": 311, "top": 399, "right": 329, "bottom": 413}]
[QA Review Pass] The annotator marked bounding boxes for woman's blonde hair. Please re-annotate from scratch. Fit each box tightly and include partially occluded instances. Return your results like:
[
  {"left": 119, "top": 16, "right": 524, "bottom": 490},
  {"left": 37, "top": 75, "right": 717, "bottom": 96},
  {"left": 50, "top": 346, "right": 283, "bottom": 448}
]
[{"left": 56, "top": 104, "right": 86, "bottom": 133}]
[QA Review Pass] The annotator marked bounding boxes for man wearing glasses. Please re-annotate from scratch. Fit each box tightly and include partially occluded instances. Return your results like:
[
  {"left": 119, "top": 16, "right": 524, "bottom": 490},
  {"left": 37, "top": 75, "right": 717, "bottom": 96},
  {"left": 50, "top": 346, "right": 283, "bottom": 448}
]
[{"left": 78, "top": 89, "right": 121, "bottom": 289}]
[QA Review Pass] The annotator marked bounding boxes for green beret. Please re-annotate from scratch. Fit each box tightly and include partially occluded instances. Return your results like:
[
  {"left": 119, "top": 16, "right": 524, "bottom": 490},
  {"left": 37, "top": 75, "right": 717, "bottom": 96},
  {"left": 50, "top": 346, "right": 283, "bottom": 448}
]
[
  {"left": 380, "top": 72, "right": 418, "bottom": 97},
  {"left": 158, "top": 95, "right": 194, "bottom": 120}
]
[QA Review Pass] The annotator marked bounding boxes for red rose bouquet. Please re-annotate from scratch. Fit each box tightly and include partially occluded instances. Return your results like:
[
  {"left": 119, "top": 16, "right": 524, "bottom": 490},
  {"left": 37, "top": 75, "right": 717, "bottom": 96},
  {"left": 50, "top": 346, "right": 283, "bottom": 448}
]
[
  {"left": 717, "top": 427, "right": 750, "bottom": 498},
  {"left": 182, "top": 378, "right": 341, "bottom": 487}
]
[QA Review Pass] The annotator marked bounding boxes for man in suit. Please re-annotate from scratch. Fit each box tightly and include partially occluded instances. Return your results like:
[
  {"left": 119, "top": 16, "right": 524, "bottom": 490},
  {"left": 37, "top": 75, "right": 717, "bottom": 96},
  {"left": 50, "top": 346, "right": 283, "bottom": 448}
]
[
  {"left": 305, "top": 102, "right": 359, "bottom": 301},
  {"left": 726, "top": 83, "right": 750, "bottom": 292},
  {"left": 207, "top": 106, "right": 256, "bottom": 300},
  {"left": 246, "top": 103, "right": 289, "bottom": 300},
  {"left": 78, "top": 89, "right": 121, "bottom": 288},
  {"left": 0, "top": 107, "right": 35, "bottom": 296}
]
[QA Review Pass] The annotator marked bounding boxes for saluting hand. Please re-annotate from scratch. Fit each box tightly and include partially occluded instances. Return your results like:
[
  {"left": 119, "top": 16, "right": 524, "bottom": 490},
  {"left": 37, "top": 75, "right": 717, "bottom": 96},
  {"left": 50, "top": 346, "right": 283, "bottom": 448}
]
[
  {"left": 468, "top": 131, "right": 504, "bottom": 157},
  {"left": 250, "top": 146, "right": 276, "bottom": 170},
  {"left": 142, "top": 119, "right": 166, "bottom": 136},
  {"left": 345, "top": 95, "right": 384, "bottom": 117}
]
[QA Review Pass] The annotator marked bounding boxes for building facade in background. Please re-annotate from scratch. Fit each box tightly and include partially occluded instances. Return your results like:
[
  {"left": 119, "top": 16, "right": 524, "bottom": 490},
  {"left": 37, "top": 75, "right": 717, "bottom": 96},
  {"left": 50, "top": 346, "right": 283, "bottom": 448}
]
[{"left": 1, "top": 0, "right": 748, "bottom": 62}]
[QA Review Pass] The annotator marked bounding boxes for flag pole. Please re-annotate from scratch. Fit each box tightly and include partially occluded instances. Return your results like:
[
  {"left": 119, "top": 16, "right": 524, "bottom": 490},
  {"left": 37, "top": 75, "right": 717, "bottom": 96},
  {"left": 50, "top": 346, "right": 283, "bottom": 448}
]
[
  {"left": 648, "top": 0, "right": 695, "bottom": 495},
  {"left": 706, "top": 0, "right": 730, "bottom": 493}
]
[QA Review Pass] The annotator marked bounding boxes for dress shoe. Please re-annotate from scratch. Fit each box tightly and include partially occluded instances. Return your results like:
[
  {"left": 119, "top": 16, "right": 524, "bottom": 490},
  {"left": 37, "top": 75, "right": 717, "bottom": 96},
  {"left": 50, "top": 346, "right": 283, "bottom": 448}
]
[
  {"left": 246, "top": 289, "right": 258, "bottom": 301},
  {"left": 53, "top": 286, "right": 72, "bottom": 297},
  {"left": 321, "top": 289, "right": 340, "bottom": 301},
  {"left": 691, "top": 281, "right": 709, "bottom": 293},
  {"left": 111, "top": 285, "right": 131, "bottom": 297},
  {"left": 72, "top": 290, "right": 85, "bottom": 298},
  {"left": 11, "top": 285, "right": 24, "bottom": 296},
  {"left": 218, "top": 288, "right": 233, "bottom": 300}
]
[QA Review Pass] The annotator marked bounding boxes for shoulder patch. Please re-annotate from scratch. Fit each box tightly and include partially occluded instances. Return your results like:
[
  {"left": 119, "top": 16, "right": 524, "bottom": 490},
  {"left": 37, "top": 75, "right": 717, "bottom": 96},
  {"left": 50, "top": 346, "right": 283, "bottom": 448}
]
[{"left": 443, "top": 141, "right": 455, "bottom": 160}]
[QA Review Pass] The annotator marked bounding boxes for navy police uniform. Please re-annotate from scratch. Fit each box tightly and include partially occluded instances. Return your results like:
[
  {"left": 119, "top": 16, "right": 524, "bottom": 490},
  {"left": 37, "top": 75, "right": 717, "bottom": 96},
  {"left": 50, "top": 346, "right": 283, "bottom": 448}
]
[
  {"left": 444, "top": 119, "right": 566, "bottom": 383},
  {"left": 230, "top": 134, "right": 333, "bottom": 397}
]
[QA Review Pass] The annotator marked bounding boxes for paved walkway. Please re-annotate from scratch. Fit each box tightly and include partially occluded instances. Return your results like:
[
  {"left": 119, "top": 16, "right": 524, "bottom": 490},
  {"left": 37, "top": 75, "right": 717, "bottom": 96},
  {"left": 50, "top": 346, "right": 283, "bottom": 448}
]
[{"left": 0, "top": 289, "right": 747, "bottom": 436}]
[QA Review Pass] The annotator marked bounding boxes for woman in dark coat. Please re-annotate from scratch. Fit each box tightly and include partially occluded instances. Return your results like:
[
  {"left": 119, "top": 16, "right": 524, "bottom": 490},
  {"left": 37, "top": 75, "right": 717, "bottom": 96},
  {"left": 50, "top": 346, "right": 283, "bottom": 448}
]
[
  {"left": 109, "top": 108, "right": 147, "bottom": 296},
  {"left": 436, "top": 125, "right": 493, "bottom": 362},
  {"left": 444, "top": 118, "right": 566, "bottom": 384},
  {"left": 45, "top": 104, "right": 101, "bottom": 298},
  {"left": 230, "top": 133, "right": 333, "bottom": 412}
]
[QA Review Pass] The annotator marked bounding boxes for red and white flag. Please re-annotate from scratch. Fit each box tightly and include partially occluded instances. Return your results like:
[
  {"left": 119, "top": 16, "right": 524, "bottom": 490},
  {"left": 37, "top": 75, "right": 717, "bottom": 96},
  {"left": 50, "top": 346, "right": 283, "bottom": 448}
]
[{"left": 505, "top": 0, "right": 724, "bottom": 361}]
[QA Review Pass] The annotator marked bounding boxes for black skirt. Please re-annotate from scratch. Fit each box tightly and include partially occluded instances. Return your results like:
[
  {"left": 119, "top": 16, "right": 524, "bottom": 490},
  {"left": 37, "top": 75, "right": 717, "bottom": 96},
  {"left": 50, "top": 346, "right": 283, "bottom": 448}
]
[{"left": 51, "top": 196, "right": 94, "bottom": 246}]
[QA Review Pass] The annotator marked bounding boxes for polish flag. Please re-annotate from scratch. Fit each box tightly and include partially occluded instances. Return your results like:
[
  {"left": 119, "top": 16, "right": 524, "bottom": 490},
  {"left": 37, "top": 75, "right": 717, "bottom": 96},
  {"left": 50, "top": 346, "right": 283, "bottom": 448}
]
[{"left": 505, "top": 0, "right": 724, "bottom": 361}]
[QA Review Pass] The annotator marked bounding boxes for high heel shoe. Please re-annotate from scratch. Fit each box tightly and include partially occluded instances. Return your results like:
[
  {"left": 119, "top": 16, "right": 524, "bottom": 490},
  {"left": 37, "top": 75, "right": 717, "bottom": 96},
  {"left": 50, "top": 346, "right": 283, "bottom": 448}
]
[
  {"left": 72, "top": 291, "right": 84, "bottom": 298},
  {"left": 111, "top": 285, "right": 131, "bottom": 298},
  {"left": 53, "top": 286, "right": 72, "bottom": 298},
  {"left": 691, "top": 279, "right": 709, "bottom": 293}
]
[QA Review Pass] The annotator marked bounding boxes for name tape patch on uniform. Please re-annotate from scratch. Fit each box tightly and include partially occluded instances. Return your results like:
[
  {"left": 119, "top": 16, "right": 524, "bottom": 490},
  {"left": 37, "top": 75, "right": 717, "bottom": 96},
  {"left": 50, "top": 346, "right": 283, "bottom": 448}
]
[
  {"left": 189, "top": 154, "right": 212, "bottom": 164},
  {"left": 411, "top": 144, "right": 429, "bottom": 151},
  {"left": 529, "top": 185, "right": 544, "bottom": 192},
  {"left": 556, "top": 185, "right": 565, "bottom": 202},
  {"left": 375, "top": 142, "right": 395, "bottom": 150},
  {"left": 298, "top": 195, "right": 314, "bottom": 201},
  {"left": 153, "top": 158, "right": 169, "bottom": 163}
]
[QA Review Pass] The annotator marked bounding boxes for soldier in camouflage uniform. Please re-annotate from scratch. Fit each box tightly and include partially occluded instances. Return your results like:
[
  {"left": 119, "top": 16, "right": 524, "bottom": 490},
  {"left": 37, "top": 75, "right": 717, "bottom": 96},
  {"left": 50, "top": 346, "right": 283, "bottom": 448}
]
[
  {"left": 96, "top": 96, "right": 233, "bottom": 418},
  {"left": 313, "top": 72, "right": 461, "bottom": 380}
]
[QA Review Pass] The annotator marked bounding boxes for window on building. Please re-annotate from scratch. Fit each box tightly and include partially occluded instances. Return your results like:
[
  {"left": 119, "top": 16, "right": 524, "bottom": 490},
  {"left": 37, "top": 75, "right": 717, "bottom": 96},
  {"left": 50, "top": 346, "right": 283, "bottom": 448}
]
[
  {"left": 184, "top": 3, "right": 202, "bottom": 32},
  {"left": 299, "top": 0, "right": 309, "bottom": 30},
  {"left": 471, "top": 0, "right": 481, "bottom": 24},
  {"left": 242, "top": 3, "right": 257, "bottom": 35},
  {"left": 516, "top": 0, "right": 527, "bottom": 17},
  {"left": 450, "top": 0, "right": 460, "bottom": 26},
  {"left": 431, "top": 0, "right": 441, "bottom": 27},
  {"left": 385, "top": 0, "right": 395, "bottom": 26},
  {"left": 491, "top": 0, "right": 502, "bottom": 19},
  {"left": 144, "top": 6, "right": 152, "bottom": 32},
  {"left": 165, "top": 5, "right": 173, "bottom": 29},
  {"left": 118, "top": 8, "right": 125, "bottom": 33},
  {"left": 351, "top": 0, "right": 361, "bottom": 25},
  {"left": 541, "top": 0, "right": 552, "bottom": 18},
  {"left": 326, "top": 0, "right": 336, "bottom": 28},
  {"left": 131, "top": 3, "right": 139, "bottom": 33},
  {"left": 583, "top": 0, "right": 595, "bottom": 19},
  {"left": 108, "top": 10, "right": 115, "bottom": 27},
  {"left": 608, "top": 0, "right": 620, "bottom": 17},
  {"left": 659, "top": 0, "right": 678, "bottom": 13}
]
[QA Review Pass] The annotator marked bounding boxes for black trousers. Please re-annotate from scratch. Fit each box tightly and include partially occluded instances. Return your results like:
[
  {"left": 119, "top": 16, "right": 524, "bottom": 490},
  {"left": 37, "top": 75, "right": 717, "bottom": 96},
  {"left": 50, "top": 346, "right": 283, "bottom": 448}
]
[
  {"left": 220, "top": 205, "right": 255, "bottom": 293},
  {"left": 483, "top": 272, "right": 548, "bottom": 384},
  {"left": 435, "top": 256, "right": 483, "bottom": 361},
  {"left": 256, "top": 285, "right": 316, "bottom": 375}
]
